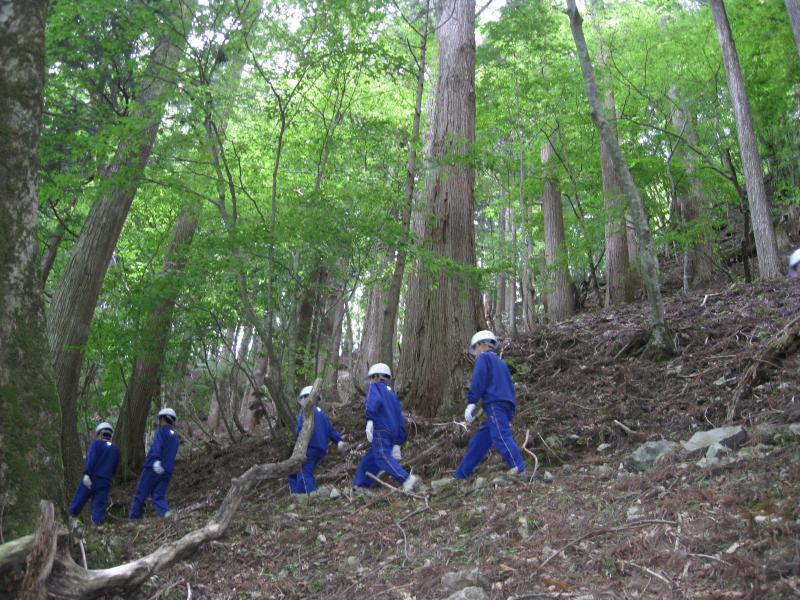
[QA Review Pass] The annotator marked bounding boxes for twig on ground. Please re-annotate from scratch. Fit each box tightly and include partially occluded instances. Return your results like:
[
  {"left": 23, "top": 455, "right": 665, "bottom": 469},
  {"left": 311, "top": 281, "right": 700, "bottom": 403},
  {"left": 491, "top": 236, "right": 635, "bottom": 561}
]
[
  {"left": 521, "top": 429, "right": 540, "bottom": 482},
  {"left": 365, "top": 472, "right": 428, "bottom": 502},
  {"left": 613, "top": 419, "right": 646, "bottom": 440},
  {"left": 536, "top": 519, "right": 677, "bottom": 573},
  {"left": 623, "top": 560, "right": 674, "bottom": 588}
]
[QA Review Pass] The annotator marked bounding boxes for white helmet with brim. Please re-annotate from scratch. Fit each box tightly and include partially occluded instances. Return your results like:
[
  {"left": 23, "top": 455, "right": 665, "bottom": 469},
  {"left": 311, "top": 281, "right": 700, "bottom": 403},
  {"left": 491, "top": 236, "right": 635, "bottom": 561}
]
[
  {"left": 789, "top": 248, "right": 800, "bottom": 278},
  {"left": 158, "top": 407, "right": 177, "bottom": 423},
  {"left": 367, "top": 362, "right": 392, "bottom": 379},
  {"left": 470, "top": 330, "right": 497, "bottom": 349},
  {"left": 298, "top": 385, "right": 313, "bottom": 400},
  {"left": 95, "top": 422, "right": 113, "bottom": 436}
]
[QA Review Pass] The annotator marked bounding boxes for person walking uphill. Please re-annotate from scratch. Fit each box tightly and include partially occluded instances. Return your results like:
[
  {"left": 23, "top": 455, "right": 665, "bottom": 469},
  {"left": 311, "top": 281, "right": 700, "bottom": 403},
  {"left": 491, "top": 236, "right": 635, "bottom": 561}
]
[
  {"left": 354, "top": 363, "right": 420, "bottom": 492},
  {"left": 454, "top": 330, "right": 526, "bottom": 480},
  {"left": 288, "top": 385, "right": 347, "bottom": 495},
  {"left": 130, "top": 408, "right": 180, "bottom": 519},
  {"left": 68, "top": 422, "right": 120, "bottom": 525}
]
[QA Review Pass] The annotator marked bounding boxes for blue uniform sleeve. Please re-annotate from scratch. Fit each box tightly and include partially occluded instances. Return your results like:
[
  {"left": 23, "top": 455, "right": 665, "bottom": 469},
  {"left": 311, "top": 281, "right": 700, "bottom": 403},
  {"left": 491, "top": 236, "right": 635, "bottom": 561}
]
[
  {"left": 467, "top": 353, "right": 490, "bottom": 405},
  {"left": 83, "top": 440, "right": 100, "bottom": 474},
  {"left": 365, "top": 384, "right": 381, "bottom": 421},
  {"left": 160, "top": 429, "right": 180, "bottom": 473},
  {"left": 321, "top": 412, "right": 342, "bottom": 445}
]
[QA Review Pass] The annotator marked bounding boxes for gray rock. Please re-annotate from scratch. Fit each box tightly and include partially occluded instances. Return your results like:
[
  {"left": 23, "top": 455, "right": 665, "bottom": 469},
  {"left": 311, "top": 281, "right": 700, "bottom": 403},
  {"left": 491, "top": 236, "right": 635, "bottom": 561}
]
[
  {"left": 624, "top": 440, "right": 679, "bottom": 472},
  {"left": 471, "top": 476, "right": 487, "bottom": 492},
  {"left": 681, "top": 426, "right": 748, "bottom": 457},
  {"left": 626, "top": 504, "right": 643, "bottom": 522},
  {"left": 445, "top": 587, "right": 488, "bottom": 600},
  {"left": 597, "top": 443, "right": 613, "bottom": 452},
  {"left": 329, "top": 486, "right": 342, "bottom": 499},
  {"left": 441, "top": 568, "right": 490, "bottom": 592},
  {"left": 345, "top": 556, "right": 360, "bottom": 568},
  {"left": 542, "top": 471, "right": 554, "bottom": 483},
  {"left": 431, "top": 478, "right": 458, "bottom": 494},
  {"left": 706, "top": 442, "right": 731, "bottom": 459}
]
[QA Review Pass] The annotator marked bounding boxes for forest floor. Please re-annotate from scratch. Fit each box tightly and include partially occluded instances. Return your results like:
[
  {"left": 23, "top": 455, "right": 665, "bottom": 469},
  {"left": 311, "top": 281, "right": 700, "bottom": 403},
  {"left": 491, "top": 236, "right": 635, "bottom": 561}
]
[{"left": 94, "top": 280, "right": 800, "bottom": 599}]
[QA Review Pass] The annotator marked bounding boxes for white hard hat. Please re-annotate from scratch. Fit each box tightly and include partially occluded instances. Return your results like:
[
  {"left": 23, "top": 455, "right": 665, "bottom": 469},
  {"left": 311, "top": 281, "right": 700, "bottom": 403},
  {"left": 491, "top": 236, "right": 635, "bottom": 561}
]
[
  {"left": 470, "top": 330, "right": 497, "bottom": 348},
  {"left": 367, "top": 362, "right": 392, "bottom": 379},
  {"left": 298, "top": 385, "right": 313, "bottom": 400},
  {"left": 95, "top": 422, "right": 113, "bottom": 435},
  {"left": 158, "top": 407, "right": 177, "bottom": 422},
  {"left": 789, "top": 248, "right": 800, "bottom": 269}
]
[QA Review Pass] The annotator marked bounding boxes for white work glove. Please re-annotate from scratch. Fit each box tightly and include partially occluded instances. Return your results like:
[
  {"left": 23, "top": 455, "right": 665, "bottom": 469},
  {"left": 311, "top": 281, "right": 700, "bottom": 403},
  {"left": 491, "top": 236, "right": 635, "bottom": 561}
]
[
  {"left": 391, "top": 445, "right": 402, "bottom": 461},
  {"left": 365, "top": 420, "right": 374, "bottom": 443},
  {"left": 82, "top": 474, "right": 92, "bottom": 489},
  {"left": 464, "top": 404, "right": 477, "bottom": 424},
  {"left": 153, "top": 460, "right": 165, "bottom": 475},
  {"left": 337, "top": 440, "right": 347, "bottom": 451}
]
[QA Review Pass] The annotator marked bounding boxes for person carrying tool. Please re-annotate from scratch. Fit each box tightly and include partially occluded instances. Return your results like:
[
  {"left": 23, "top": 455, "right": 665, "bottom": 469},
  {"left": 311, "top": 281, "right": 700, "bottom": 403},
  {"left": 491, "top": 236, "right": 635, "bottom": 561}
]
[{"left": 454, "top": 330, "right": 526, "bottom": 480}]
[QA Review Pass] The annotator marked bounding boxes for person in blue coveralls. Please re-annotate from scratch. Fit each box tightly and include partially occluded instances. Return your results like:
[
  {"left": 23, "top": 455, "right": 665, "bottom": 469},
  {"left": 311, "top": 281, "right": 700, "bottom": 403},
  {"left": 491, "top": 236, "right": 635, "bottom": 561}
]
[
  {"left": 68, "top": 422, "right": 120, "bottom": 525},
  {"left": 354, "top": 362, "right": 420, "bottom": 493},
  {"left": 454, "top": 330, "right": 526, "bottom": 480},
  {"left": 288, "top": 385, "right": 347, "bottom": 495},
  {"left": 129, "top": 408, "right": 180, "bottom": 519}
]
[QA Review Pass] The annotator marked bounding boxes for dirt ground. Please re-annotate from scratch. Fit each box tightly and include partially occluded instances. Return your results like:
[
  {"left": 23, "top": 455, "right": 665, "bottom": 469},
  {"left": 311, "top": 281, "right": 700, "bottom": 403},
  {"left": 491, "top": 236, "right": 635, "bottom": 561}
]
[{"left": 94, "top": 280, "right": 800, "bottom": 599}]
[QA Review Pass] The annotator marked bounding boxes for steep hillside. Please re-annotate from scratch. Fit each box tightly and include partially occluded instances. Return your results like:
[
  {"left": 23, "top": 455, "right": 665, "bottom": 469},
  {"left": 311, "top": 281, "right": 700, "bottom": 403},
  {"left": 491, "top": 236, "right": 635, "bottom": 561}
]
[{"left": 84, "top": 281, "right": 800, "bottom": 598}]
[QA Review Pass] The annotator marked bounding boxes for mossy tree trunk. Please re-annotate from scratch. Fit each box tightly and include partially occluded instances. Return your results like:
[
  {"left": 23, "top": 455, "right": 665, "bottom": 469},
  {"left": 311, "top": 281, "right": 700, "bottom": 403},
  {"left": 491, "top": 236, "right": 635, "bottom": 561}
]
[{"left": 0, "top": 0, "right": 65, "bottom": 539}]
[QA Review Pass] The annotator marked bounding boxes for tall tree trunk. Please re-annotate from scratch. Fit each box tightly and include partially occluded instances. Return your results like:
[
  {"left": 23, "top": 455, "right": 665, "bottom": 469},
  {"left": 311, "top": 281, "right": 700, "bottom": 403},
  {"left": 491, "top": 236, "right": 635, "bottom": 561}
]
[
  {"left": 380, "top": 2, "right": 431, "bottom": 369},
  {"left": 669, "top": 86, "right": 717, "bottom": 288},
  {"left": 354, "top": 260, "right": 388, "bottom": 397},
  {"left": 710, "top": 0, "right": 781, "bottom": 279},
  {"left": 590, "top": 0, "right": 633, "bottom": 306},
  {"left": 46, "top": 4, "right": 193, "bottom": 493},
  {"left": 398, "top": 0, "right": 483, "bottom": 417},
  {"left": 0, "top": 0, "right": 65, "bottom": 538},
  {"left": 494, "top": 208, "right": 508, "bottom": 333},
  {"left": 115, "top": 202, "right": 199, "bottom": 478},
  {"left": 786, "top": 0, "right": 800, "bottom": 57},
  {"left": 541, "top": 137, "right": 575, "bottom": 322},
  {"left": 566, "top": 0, "right": 671, "bottom": 354},
  {"left": 518, "top": 159, "right": 537, "bottom": 332},
  {"left": 505, "top": 206, "right": 518, "bottom": 336}
]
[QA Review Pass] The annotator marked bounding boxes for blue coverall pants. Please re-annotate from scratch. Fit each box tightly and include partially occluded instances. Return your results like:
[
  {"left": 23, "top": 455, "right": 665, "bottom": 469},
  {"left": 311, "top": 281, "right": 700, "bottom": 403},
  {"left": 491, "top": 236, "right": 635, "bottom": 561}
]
[
  {"left": 288, "top": 453, "right": 324, "bottom": 494},
  {"left": 454, "top": 401, "right": 525, "bottom": 479},
  {"left": 68, "top": 479, "right": 112, "bottom": 525},
  {"left": 354, "top": 430, "right": 409, "bottom": 487},
  {"left": 129, "top": 468, "right": 173, "bottom": 518}
]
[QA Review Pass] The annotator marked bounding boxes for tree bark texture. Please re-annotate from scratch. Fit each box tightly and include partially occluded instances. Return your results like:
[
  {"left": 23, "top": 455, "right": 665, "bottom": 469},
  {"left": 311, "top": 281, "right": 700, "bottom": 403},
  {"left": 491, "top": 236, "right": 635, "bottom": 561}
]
[
  {"left": 566, "top": 0, "right": 670, "bottom": 352},
  {"left": 0, "top": 0, "right": 65, "bottom": 539},
  {"left": 710, "top": 0, "right": 781, "bottom": 279},
  {"left": 669, "top": 86, "right": 717, "bottom": 288},
  {"left": 46, "top": 4, "right": 194, "bottom": 494},
  {"left": 541, "top": 138, "right": 575, "bottom": 323},
  {"left": 379, "top": 0, "right": 430, "bottom": 371},
  {"left": 399, "top": 0, "right": 483, "bottom": 417},
  {"left": 354, "top": 259, "right": 388, "bottom": 398},
  {"left": 589, "top": 0, "right": 633, "bottom": 306},
  {"left": 115, "top": 202, "right": 200, "bottom": 478},
  {"left": 786, "top": 0, "right": 800, "bottom": 57}
]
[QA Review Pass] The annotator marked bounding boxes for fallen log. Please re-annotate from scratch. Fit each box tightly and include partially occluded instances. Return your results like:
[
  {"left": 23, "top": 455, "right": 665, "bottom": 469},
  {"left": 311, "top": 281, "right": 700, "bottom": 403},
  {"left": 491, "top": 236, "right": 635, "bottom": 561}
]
[
  {"left": 727, "top": 316, "right": 800, "bottom": 422},
  {"left": 0, "top": 379, "right": 321, "bottom": 599}
]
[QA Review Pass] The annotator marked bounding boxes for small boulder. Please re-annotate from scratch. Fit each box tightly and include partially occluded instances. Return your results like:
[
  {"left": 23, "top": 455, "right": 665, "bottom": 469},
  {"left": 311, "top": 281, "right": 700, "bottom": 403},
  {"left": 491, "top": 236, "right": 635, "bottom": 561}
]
[
  {"left": 624, "top": 440, "right": 679, "bottom": 472},
  {"left": 446, "top": 587, "right": 488, "bottom": 600},
  {"left": 441, "top": 568, "right": 490, "bottom": 592},
  {"left": 681, "top": 426, "right": 748, "bottom": 458}
]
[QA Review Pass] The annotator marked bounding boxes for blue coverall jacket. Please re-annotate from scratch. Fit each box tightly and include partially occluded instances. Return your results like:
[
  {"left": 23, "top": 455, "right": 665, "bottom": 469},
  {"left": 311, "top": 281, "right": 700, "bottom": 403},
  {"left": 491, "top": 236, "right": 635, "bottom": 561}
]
[
  {"left": 68, "top": 438, "right": 120, "bottom": 524},
  {"left": 130, "top": 424, "right": 180, "bottom": 518}
]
